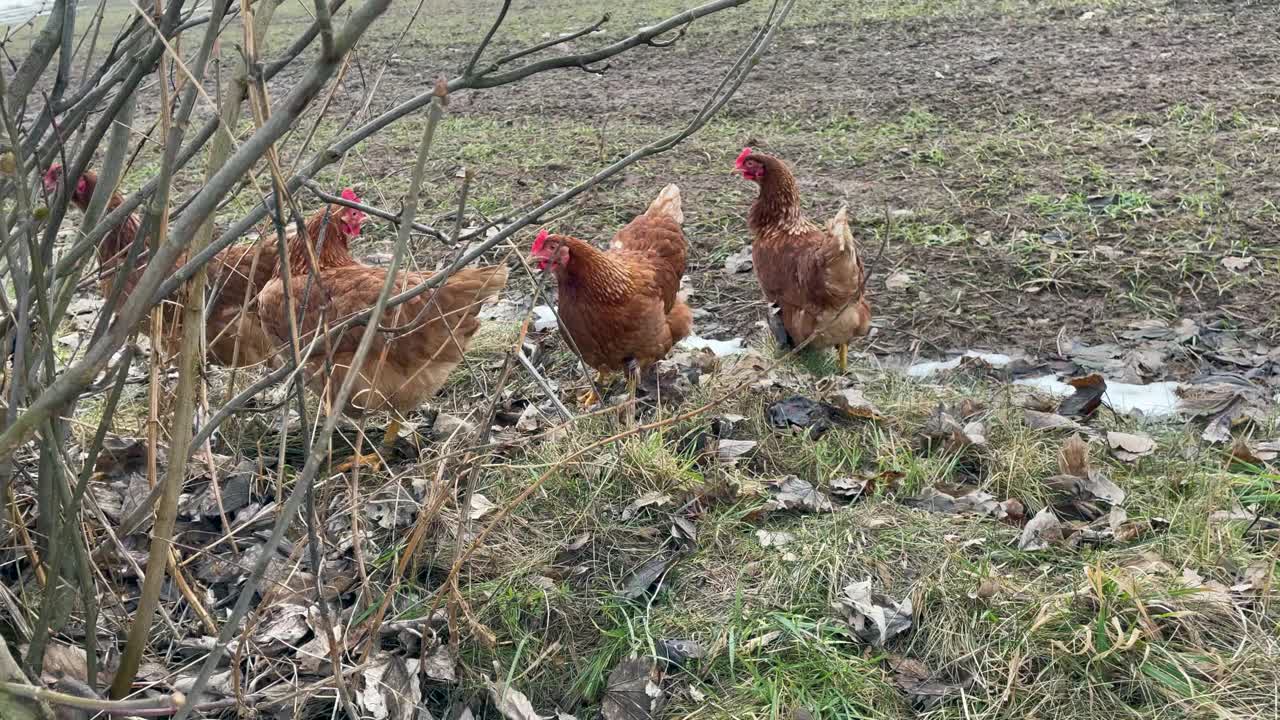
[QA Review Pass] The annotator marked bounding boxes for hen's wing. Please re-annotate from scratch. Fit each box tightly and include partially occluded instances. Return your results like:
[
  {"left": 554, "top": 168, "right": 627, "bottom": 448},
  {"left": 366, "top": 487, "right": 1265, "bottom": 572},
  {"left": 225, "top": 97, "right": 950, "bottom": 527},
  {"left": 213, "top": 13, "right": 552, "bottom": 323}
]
[{"left": 609, "top": 184, "right": 686, "bottom": 311}]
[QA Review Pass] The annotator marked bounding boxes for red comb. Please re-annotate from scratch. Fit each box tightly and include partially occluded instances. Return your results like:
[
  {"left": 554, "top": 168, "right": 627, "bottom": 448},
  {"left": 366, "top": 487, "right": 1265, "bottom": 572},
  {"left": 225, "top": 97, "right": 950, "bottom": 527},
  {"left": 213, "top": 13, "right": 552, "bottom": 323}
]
[
  {"left": 341, "top": 188, "right": 360, "bottom": 203},
  {"left": 735, "top": 147, "right": 753, "bottom": 168},
  {"left": 532, "top": 228, "right": 549, "bottom": 253}
]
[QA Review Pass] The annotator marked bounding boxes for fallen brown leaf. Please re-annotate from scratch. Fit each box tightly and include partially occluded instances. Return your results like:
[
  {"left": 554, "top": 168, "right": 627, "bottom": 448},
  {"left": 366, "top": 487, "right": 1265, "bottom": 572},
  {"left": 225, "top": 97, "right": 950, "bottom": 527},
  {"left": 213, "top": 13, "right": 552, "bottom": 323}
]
[
  {"left": 1024, "top": 409, "right": 1086, "bottom": 432},
  {"left": 1059, "top": 434, "right": 1091, "bottom": 477},
  {"left": 601, "top": 657, "right": 664, "bottom": 720},
  {"left": 1019, "top": 507, "right": 1065, "bottom": 550},
  {"left": 1057, "top": 374, "right": 1107, "bottom": 418},
  {"left": 832, "top": 580, "right": 913, "bottom": 647},
  {"left": 1107, "top": 431, "right": 1156, "bottom": 462}
]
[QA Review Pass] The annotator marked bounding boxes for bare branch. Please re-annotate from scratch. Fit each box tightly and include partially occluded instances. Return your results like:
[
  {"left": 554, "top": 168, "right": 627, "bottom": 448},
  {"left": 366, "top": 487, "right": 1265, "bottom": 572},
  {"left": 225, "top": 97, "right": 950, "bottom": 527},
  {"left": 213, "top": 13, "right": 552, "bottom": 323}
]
[
  {"left": 468, "top": 0, "right": 742, "bottom": 88},
  {"left": 4, "top": 0, "right": 66, "bottom": 112},
  {"left": 184, "top": 0, "right": 750, "bottom": 268},
  {"left": 110, "top": 0, "right": 232, "bottom": 699},
  {"left": 50, "top": 0, "right": 350, "bottom": 280},
  {"left": 490, "top": 13, "right": 610, "bottom": 68},
  {"left": 158, "top": 0, "right": 786, "bottom": 379},
  {"left": 314, "top": 0, "right": 336, "bottom": 58}
]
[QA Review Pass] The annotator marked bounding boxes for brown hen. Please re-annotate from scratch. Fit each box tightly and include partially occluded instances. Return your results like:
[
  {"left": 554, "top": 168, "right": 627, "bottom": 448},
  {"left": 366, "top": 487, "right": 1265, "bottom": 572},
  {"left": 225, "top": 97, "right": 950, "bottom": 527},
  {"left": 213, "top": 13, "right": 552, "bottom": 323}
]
[
  {"left": 531, "top": 184, "right": 692, "bottom": 406},
  {"left": 736, "top": 148, "right": 870, "bottom": 372},
  {"left": 256, "top": 214, "right": 508, "bottom": 472}
]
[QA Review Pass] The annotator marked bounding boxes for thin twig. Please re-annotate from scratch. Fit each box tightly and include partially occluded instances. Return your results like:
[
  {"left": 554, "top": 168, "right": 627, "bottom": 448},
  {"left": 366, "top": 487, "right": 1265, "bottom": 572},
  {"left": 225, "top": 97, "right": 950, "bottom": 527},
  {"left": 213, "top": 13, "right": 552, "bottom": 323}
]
[
  {"left": 302, "top": 180, "right": 445, "bottom": 239},
  {"left": 490, "top": 13, "right": 610, "bottom": 68},
  {"left": 463, "top": 0, "right": 512, "bottom": 79}
]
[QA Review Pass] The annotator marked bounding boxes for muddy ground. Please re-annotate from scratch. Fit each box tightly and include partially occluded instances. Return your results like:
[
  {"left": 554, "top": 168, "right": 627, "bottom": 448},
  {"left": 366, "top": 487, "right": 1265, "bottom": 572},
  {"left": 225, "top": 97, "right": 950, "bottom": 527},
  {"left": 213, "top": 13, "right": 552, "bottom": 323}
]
[{"left": 329, "top": 0, "right": 1280, "bottom": 380}]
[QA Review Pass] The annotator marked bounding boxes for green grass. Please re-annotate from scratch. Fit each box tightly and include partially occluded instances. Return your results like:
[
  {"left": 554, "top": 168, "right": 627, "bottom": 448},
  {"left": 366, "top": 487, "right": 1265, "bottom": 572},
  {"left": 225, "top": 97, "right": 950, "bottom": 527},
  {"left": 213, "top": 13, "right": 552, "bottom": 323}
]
[{"left": 386, "top": 337, "right": 1280, "bottom": 719}]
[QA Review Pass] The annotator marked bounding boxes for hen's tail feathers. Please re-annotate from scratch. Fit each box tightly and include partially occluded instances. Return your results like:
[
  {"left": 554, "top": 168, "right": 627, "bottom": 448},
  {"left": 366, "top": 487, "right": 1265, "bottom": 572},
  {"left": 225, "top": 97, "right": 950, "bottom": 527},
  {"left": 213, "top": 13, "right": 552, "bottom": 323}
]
[
  {"left": 826, "top": 206, "right": 858, "bottom": 262},
  {"left": 666, "top": 300, "right": 693, "bottom": 344},
  {"left": 442, "top": 265, "right": 509, "bottom": 323},
  {"left": 646, "top": 183, "right": 684, "bottom": 226},
  {"left": 449, "top": 264, "right": 509, "bottom": 297}
]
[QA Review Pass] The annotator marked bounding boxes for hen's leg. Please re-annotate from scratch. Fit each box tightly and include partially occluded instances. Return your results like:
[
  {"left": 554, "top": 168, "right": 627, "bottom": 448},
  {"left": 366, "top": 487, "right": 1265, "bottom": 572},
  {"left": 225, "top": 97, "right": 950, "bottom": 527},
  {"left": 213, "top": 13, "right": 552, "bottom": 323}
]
[
  {"left": 837, "top": 344, "right": 848, "bottom": 373},
  {"left": 334, "top": 419, "right": 401, "bottom": 474},
  {"left": 578, "top": 371, "right": 609, "bottom": 407},
  {"left": 767, "top": 304, "right": 792, "bottom": 349},
  {"left": 621, "top": 359, "right": 640, "bottom": 425}
]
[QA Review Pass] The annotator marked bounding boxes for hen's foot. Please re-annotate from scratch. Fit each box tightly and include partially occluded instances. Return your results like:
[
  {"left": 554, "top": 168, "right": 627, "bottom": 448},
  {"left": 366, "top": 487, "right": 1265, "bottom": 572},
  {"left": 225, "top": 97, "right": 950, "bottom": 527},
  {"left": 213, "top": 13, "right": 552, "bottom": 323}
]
[
  {"left": 579, "top": 371, "right": 613, "bottom": 408},
  {"left": 837, "top": 343, "right": 848, "bottom": 373},
  {"left": 334, "top": 451, "right": 384, "bottom": 474}
]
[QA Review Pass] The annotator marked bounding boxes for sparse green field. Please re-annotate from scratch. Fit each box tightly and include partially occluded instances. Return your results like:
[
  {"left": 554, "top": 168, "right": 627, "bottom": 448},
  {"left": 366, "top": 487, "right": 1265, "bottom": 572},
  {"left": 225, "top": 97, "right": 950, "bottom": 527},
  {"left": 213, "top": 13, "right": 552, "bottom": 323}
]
[{"left": 4, "top": 1, "right": 1279, "bottom": 719}]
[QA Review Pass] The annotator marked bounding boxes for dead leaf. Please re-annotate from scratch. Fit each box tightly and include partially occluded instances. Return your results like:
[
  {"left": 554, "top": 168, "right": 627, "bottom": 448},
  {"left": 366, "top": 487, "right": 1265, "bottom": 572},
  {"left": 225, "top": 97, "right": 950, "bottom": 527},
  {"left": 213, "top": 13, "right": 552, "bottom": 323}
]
[
  {"left": 715, "top": 439, "right": 757, "bottom": 465},
  {"left": 904, "top": 487, "right": 1018, "bottom": 520},
  {"left": 468, "top": 493, "right": 497, "bottom": 521},
  {"left": 1024, "top": 409, "right": 1086, "bottom": 432},
  {"left": 601, "top": 657, "right": 664, "bottom": 720},
  {"left": 724, "top": 245, "right": 753, "bottom": 274},
  {"left": 1107, "top": 431, "right": 1155, "bottom": 462},
  {"left": 1231, "top": 438, "right": 1279, "bottom": 466},
  {"left": 827, "top": 388, "right": 885, "bottom": 420},
  {"left": 1058, "top": 434, "right": 1091, "bottom": 477},
  {"left": 763, "top": 476, "right": 835, "bottom": 514},
  {"left": 1231, "top": 562, "right": 1273, "bottom": 596},
  {"left": 832, "top": 580, "right": 913, "bottom": 647},
  {"left": 740, "top": 630, "right": 782, "bottom": 654},
  {"left": 366, "top": 484, "right": 418, "bottom": 529},
  {"left": 358, "top": 654, "right": 421, "bottom": 720},
  {"left": 670, "top": 516, "right": 697, "bottom": 546},
  {"left": 488, "top": 678, "right": 549, "bottom": 720},
  {"left": 917, "top": 407, "right": 985, "bottom": 453},
  {"left": 1176, "top": 383, "right": 1256, "bottom": 444},
  {"left": 657, "top": 639, "right": 706, "bottom": 669},
  {"left": 887, "top": 655, "right": 975, "bottom": 710},
  {"left": 252, "top": 604, "right": 311, "bottom": 655},
  {"left": 756, "top": 529, "right": 795, "bottom": 547},
  {"left": 766, "top": 396, "right": 847, "bottom": 438},
  {"left": 1057, "top": 374, "right": 1107, "bottom": 418},
  {"left": 885, "top": 270, "right": 912, "bottom": 290},
  {"left": 516, "top": 405, "right": 542, "bottom": 433},
  {"left": 621, "top": 491, "right": 673, "bottom": 521},
  {"left": 422, "top": 642, "right": 458, "bottom": 683},
  {"left": 619, "top": 554, "right": 679, "bottom": 600},
  {"left": 830, "top": 476, "right": 871, "bottom": 502},
  {"left": 297, "top": 608, "right": 347, "bottom": 673},
  {"left": 969, "top": 577, "right": 1000, "bottom": 600},
  {"left": 32, "top": 642, "right": 88, "bottom": 685},
  {"left": 1018, "top": 507, "right": 1065, "bottom": 550},
  {"left": 1221, "top": 256, "right": 1253, "bottom": 272}
]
